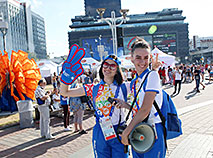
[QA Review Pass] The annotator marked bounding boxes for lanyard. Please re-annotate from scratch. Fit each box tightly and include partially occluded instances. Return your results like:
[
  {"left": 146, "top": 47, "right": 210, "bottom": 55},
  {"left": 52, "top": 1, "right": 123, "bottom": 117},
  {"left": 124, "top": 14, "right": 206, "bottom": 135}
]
[
  {"left": 109, "top": 85, "right": 120, "bottom": 116},
  {"left": 133, "top": 80, "right": 140, "bottom": 111},
  {"left": 94, "top": 85, "right": 120, "bottom": 119}
]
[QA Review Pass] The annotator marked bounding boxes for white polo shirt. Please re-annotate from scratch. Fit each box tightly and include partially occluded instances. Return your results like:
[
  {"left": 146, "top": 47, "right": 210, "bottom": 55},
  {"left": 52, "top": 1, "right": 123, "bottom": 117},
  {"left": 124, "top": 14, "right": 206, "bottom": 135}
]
[{"left": 129, "top": 69, "right": 163, "bottom": 124}]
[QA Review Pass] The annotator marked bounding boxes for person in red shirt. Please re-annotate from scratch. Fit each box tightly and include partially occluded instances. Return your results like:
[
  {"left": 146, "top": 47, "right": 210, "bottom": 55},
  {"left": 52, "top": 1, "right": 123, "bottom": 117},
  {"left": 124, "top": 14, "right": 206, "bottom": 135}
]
[
  {"left": 158, "top": 67, "right": 162, "bottom": 79},
  {"left": 205, "top": 64, "right": 208, "bottom": 71},
  {"left": 161, "top": 67, "right": 166, "bottom": 85}
]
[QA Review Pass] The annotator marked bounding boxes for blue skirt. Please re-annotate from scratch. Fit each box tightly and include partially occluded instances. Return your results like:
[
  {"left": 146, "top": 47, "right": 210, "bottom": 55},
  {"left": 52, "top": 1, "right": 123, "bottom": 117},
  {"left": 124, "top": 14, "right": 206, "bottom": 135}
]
[{"left": 92, "top": 122, "right": 129, "bottom": 158}]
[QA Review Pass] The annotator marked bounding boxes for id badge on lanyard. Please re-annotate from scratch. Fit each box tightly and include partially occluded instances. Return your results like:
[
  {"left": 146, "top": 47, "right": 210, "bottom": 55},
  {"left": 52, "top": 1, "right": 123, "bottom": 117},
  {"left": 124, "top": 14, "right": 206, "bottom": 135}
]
[
  {"left": 96, "top": 85, "right": 120, "bottom": 141},
  {"left": 99, "top": 116, "right": 117, "bottom": 141}
]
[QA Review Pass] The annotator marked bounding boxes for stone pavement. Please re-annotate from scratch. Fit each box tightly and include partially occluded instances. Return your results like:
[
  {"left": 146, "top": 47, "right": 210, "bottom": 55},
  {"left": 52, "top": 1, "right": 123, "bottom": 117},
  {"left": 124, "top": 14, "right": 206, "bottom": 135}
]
[
  {"left": 0, "top": 110, "right": 96, "bottom": 158},
  {"left": 0, "top": 80, "right": 213, "bottom": 158}
]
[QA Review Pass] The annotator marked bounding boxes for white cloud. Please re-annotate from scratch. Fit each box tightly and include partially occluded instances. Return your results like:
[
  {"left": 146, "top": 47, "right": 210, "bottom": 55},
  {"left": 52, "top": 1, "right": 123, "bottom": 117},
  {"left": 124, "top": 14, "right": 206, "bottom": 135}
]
[{"left": 46, "top": 39, "right": 69, "bottom": 57}]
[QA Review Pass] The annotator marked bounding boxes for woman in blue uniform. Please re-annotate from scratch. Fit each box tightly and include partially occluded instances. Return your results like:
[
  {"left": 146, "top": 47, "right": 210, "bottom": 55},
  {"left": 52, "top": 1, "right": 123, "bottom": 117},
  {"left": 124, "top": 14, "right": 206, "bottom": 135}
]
[
  {"left": 117, "top": 37, "right": 166, "bottom": 158},
  {"left": 60, "top": 55, "right": 129, "bottom": 158}
]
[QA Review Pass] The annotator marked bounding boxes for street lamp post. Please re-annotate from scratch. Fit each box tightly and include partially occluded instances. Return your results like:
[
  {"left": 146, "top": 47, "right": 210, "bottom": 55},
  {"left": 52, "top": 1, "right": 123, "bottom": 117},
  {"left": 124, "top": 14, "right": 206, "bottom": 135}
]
[
  {"left": 97, "top": 35, "right": 105, "bottom": 62},
  {"left": 96, "top": 8, "right": 129, "bottom": 56},
  {"left": 0, "top": 14, "right": 8, "bottom": 51}
]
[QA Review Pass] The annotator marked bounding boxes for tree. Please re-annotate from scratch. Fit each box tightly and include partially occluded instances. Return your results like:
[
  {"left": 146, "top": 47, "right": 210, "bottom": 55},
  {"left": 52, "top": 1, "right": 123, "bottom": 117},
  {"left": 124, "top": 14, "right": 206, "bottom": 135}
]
[{"left": 27, "top": 51, "right": 38, "bottom": 61}]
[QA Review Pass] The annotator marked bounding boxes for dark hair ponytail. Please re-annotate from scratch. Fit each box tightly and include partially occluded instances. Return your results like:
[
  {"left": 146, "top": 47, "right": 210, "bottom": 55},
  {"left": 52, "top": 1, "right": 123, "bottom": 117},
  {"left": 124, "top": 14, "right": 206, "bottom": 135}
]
[{"left": 131, "top": 37, "right": 151, "bottom": 56}]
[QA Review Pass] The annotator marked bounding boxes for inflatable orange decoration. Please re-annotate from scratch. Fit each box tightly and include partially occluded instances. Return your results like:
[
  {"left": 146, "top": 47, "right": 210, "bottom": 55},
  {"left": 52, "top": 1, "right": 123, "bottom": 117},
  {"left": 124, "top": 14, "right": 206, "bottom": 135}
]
[{"left": 0, "top": 50, "right": 41, "bottom": 101}]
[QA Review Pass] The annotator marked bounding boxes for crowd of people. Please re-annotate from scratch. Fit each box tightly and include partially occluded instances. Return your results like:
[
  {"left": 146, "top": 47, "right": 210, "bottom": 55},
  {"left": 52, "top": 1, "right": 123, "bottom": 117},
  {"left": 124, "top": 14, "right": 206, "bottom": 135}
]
[
  {"left": 157, "top": 63, "right": 212, "bottom": 95},
  {"left": 34, "top": 36, "right": 212, "bottom": 157},
  {"left": 34, "top": 70, "right": 97, "bottom": 139}
]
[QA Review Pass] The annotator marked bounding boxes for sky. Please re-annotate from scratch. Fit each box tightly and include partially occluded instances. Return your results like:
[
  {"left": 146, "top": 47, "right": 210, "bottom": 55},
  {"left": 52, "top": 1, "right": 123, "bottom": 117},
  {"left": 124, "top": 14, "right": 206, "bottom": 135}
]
[{"left": 25, "top": 0, "right": 213, "bottom": 58}]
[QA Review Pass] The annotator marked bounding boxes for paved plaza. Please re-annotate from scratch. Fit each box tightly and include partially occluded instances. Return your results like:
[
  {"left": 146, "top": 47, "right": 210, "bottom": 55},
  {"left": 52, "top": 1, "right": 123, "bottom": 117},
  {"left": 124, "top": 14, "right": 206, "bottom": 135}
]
[{"left": 0, "top": 80, "right": 213, "bottom": 158}]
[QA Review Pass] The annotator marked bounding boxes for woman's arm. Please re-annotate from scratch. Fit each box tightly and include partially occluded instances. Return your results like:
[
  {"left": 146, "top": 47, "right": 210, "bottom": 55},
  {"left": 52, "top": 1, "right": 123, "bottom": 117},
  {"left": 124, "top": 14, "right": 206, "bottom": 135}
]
[
  {"left": 60, "top": 82, "right": 85, "bottom": 97},
  {"left": 120, "top": 91, "right": 156, "bottom": 145}
]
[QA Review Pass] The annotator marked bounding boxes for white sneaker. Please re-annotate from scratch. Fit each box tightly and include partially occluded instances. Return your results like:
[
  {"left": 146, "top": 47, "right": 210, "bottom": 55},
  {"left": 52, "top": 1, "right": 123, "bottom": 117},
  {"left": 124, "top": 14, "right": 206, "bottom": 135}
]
[
  {"left": 64, "top": 127, "right": 72, "bottom": 131},
  {"left": 69, "top": 125, "right": 73, "bottom": 128},
  {"left": 46, "top": 135, "right": 55, "bottom": 140}
]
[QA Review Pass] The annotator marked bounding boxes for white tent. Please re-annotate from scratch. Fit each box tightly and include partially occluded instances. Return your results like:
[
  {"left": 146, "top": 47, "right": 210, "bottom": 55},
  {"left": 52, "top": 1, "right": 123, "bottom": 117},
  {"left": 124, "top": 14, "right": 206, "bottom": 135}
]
[
  {"left": 151, "top": 47, "right": 177, "bottom": 67},
  {"left": 81, "top": 57, "right": 101, "bottom": 69},
  {"left": 57, "top": 57, "right": 100, "bottom": 74},
  {"left": 37, "top": 59, "right": 58, "bottom": 77},
  {"left": 119, "top": 55, "right": 134, "bottom": 69}
]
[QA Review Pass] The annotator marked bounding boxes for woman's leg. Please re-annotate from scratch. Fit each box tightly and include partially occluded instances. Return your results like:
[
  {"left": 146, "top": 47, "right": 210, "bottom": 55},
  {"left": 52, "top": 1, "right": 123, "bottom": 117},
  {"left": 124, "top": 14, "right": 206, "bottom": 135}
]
[
  {"left": 62, "top": 105, "right": 68, "bottom": 128},
  {"left": 110, "top": 134, "right": 129, "bottom": 158},
  {"left": 67, "top": 106, "right": 70, "bottom": 126},
  {"left": 196, "top": 79, "right": 200, "bottom": 92},
  {"left": 92, "top": 123, "right": 111, "bottom": 158},
  {"left": 178, "top": 80, "right": 181, "bottom": 94},
  {"left": 173, "top": 80, "right": 177, "bottom": 94},
  {"left": 77, "top": 109, "right": 85, "bottom": 132},
  {"left": 73, "top": 112, "right": 78, "bottom": 131}
]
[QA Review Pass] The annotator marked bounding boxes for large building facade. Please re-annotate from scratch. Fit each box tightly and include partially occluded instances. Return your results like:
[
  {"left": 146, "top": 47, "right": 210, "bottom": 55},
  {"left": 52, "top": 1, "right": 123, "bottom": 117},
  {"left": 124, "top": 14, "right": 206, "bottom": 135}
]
[
  {"left": 31, "top": 11, "right": 47, "bottom": 59},
  {"left": 69, "top": 2, "right": 189, "bottom": 63},
  {"left": 189, "top": 36, "right": 213, "bottom": 63},
  {"left": 0, "top": 0, "right": 47, "bottom": 59},
  {"left": 85, "top": 0, "right": 121, "bottom": 17}
]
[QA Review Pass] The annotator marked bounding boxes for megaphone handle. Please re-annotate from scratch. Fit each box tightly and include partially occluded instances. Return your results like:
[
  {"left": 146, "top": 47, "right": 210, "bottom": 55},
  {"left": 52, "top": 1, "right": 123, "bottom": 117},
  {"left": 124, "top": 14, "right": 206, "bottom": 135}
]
[{"left": 124, "top": 145, "right": 128, "bottom": 153}]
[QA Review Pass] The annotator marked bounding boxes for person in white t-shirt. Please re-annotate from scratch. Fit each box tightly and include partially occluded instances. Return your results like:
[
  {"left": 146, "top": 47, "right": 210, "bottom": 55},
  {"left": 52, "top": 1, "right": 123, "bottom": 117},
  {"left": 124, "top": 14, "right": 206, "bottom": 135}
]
[
  {"left": 115, "top": 37, "right": 166, "bottom": 158},
  {"left": 172, "top": 66, "right": 182, "bottom": 95},
  {"left": 127, "top": 69, "right": 132, "bottom": 81},
  {"left": 123, "top": 69, "right": 128, "bottom": 82},
  {"left": 52, "top": 88, "right": 61, "bottom": 110}
]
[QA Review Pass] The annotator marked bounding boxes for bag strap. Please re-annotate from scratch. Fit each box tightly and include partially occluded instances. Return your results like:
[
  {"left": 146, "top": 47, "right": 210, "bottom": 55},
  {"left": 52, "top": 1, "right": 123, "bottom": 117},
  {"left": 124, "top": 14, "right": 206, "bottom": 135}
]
[
  {"left": 153, "top": 100, "right": 167, "bottom": 149},
  {"left": 125, "top": 71, "right": 151, "bottom": 122},
  {"left": 120, "top": 83, "right": 127, "bottom": 102},
  {"left": 116, "top": 71, "right": 151, "bottom": 152},
  {"left": 92, "top": 84, "right": 101, "bottom": 118}
]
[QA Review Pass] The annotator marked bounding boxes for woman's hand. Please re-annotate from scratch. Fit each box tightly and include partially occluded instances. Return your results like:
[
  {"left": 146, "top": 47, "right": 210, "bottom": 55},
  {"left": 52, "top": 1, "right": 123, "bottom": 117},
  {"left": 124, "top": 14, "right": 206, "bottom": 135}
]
[
  {"left": 151, "top": 54, "right": 162, "bottom": 70},
  {"left": 113, "top": 98, "right": 130, "bottom": 109}
]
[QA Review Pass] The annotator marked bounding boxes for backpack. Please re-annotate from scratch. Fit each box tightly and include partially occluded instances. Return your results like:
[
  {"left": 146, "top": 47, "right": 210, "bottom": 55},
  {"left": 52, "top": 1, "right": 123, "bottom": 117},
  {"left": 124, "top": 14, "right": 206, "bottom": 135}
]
[{"left": 153, "top": 90, "right": 182, "bottom": 140}]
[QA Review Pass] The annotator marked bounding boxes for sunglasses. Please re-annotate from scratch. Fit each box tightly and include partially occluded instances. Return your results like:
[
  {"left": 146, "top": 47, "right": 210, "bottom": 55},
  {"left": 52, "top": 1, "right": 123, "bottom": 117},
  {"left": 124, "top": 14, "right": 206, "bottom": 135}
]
[{"left": 103, "top": 62, "right": 117, "bottom": 70}]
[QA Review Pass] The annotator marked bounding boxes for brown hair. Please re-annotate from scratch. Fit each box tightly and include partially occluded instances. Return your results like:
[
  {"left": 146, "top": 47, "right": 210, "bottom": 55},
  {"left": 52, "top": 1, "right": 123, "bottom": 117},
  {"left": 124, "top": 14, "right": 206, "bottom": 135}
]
[
  {"left": 99, "top": 60, "right": 123, "bottom": 85},
  {"left": 131, "top": 37, "right": 151, "bottom": 56}
]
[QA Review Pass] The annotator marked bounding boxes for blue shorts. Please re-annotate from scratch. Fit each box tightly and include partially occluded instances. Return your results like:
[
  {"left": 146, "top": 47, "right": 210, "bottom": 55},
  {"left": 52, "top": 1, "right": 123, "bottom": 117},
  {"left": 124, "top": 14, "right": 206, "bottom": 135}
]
[
  {"left": 132, "top": 123, "right": 166, "bottom": 158},
  {"left": 92, "top": 123, "right": 129, "bottom": 158},
  {"left": 53, "top": 82, "right": 57, "bottom": 88}
]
